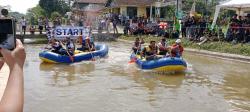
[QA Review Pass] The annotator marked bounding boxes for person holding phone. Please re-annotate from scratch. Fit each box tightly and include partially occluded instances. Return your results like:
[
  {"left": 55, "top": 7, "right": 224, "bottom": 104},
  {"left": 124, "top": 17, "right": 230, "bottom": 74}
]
[{"left": 0, "top": 39, "right": 26, "bottom": 112}]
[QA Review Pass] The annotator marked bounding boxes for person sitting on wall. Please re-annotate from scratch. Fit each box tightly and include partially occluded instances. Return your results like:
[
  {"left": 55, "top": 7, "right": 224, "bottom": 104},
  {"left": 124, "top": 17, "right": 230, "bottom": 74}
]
[
  {"left": 198, "top": 28, "right": 211, "bottom": 45},
  {"left": 171, "top": 39, "right": 184, "bottom": 57},
  {"left": 218, "top": 29, "right": 225, "bottom": 41},
  {"left": 29, "top": 25, "right": 35, "bottom": 35},
  {"left": 172, "top": 29, "right": 180, "bottom": 39}
]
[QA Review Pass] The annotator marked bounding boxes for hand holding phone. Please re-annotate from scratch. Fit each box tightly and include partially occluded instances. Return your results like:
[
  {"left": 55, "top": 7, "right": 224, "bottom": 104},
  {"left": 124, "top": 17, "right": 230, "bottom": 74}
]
[
  {"left": 0, "top": 18, "right": 16, "bottom": 56},
  {"left": 0, "top": 39, "right": 26, "bottom": 69}
]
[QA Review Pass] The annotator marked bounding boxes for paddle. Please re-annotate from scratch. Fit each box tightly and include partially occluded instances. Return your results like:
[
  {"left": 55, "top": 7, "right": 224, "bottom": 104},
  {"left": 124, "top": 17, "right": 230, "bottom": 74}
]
[
  {"left": 86, "top": 42, "right": 95, "bottom": 61},
  {"left": 60, "top": 40, "right": 74, "bottom": 62},
  {"left": 128, "top": 56, "right": 137, "bottom": 63}
]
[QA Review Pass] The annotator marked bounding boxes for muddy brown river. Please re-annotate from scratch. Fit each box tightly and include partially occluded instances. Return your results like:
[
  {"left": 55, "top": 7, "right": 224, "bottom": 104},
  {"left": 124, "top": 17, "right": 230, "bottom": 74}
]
[{"left": 24, "top": 41, "right": 250, "bottom": 112}]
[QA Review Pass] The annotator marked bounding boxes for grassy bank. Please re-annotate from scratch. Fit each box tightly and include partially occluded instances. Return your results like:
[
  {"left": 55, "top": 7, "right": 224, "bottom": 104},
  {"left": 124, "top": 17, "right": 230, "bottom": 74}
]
[
  {"left": 119, "top": 35, "right": 250, "bottom": 57},
  {"left": 24, "top": 38, "right": 48, "bottom": 44}
]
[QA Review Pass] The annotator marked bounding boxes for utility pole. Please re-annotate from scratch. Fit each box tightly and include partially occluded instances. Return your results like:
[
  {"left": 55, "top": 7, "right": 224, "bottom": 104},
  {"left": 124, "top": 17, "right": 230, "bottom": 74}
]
[
  {"left": 205, "top": 0, "right": 208, "bottom": 16},
  {"left": 176, "top": 0, "right": 179, "bottom": 14},
  {"left": 68, "top": 0, "right": 70, "bottom": 7}
]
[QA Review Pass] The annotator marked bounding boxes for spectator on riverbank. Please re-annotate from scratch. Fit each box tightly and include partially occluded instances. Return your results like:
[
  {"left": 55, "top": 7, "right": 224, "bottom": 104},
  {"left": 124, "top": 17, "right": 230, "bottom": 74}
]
[
  {"left": 20, "top": 16, "right": 27, "bottom": 35},
  {"left": 181, "top": 18, "right": 187, "bottom": 38},
  {"left": 45, "top": 17, "right": 49, "bottom": 30},
  {"left": 112, "top": 19, "right": 118, "bottom": 34},
  {"left": 38, "top": 17, "right": 44, "bottom": 34},
  {"left": 244, "top": 29, "right": 250, "bottom": 43},
  {"left": 30, "top": 25, "right": 35, "bottom": 35},
  {"left": 124, "top": 20, "right": 130, "bottom": 35}
]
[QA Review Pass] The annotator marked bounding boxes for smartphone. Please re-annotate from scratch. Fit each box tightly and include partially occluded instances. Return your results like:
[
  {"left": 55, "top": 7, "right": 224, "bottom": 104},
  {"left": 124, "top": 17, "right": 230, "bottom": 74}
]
[{"left": 0, "top": 18, "right": 16, "bottom": 56}]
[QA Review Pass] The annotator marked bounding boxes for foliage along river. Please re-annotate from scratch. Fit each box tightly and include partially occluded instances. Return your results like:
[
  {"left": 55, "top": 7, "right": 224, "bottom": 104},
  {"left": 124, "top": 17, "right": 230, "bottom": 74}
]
[{"left": 24, "top": 41, "right": 250, "bottom": 112}]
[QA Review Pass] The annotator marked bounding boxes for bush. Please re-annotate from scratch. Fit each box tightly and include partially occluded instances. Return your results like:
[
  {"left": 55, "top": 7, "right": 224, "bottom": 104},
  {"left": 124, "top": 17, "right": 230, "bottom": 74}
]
[{"left": 51, "top": 11, "right": 61, "bottom": 20}]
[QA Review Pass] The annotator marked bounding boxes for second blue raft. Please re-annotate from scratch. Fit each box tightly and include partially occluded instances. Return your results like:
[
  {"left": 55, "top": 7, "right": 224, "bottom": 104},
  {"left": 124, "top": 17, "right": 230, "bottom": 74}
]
[{"left": 130, "top": 53, "right": 187, "bottom": 72}]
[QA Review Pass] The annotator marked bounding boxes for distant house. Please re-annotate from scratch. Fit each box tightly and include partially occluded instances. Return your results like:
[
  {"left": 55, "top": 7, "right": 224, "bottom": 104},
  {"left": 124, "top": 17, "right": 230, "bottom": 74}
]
[
  {"left": 105, "top": 0, "right": 155, "bottom": 19},
  {"left": 71, "top": 0, "right": 107, "bottom": 21},
  {"left": 105, "top": 0, "right": 179, "bottom": 20}
]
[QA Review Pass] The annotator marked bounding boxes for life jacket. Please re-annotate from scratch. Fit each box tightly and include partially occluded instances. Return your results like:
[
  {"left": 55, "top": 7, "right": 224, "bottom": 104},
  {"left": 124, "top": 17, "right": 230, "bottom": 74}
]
[
  {"left": 82, "top": 38, "right": 91, "bottom": 48},
  {"left": 171, "top": 44, "right": 184, "bottom": 57},
  {"left": 52, "top": 42, "right": 62, "bottom": 51},
  {"left": 159, "top": 41, "right": 167, "bottom": 47},
  {"left": 159, "top": 22, "right": 167, "bottom": 29},
  {"left": 145, "top": 45, "right": 158, "bottom": 56},
  {"left": 158, "top": 41, "right": 168, "bottom": 51},
  {"left": 66, "top": 41, "right": 75, "bottom": 50},
  {"left": 134, "top": 41, "right": 140, "bottom": 47}
]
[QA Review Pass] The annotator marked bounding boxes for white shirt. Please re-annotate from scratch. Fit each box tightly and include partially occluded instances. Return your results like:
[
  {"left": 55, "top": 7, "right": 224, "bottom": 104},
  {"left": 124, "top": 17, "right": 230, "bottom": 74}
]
[
  {"left": 158, "top": 41, "right": 168, "bottom": 48},
  {"left": 20, "top": 19, "right": 26, "bottom": 26},
  {"left": 38, "top": 19, "right": 43, "bottom": 26}
]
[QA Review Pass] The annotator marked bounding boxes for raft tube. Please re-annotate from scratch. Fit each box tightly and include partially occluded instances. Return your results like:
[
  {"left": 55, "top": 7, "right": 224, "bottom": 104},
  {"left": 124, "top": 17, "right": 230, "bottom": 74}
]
[
  {"left": 39, "top": 44, "right": 108, "bottom": 63},
  {"left": 130, "top": 53, "right": 187, "bottom": 72}
]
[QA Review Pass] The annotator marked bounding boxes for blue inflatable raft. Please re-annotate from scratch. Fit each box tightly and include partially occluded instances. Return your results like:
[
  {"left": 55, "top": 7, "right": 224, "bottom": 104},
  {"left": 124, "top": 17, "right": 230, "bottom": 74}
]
[
  {"left": 130, "top": 53, "right": 187, "bottom": 72},
  {"left": 39, "top": 44, "right": 108, "bottom": 63}
]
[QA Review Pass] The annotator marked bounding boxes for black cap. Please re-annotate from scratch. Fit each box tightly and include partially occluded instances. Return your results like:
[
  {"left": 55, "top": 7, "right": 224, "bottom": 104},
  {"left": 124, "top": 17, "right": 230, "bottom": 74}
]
[{"left": 1, "top": 9, "right": 9, "bottom": 17}]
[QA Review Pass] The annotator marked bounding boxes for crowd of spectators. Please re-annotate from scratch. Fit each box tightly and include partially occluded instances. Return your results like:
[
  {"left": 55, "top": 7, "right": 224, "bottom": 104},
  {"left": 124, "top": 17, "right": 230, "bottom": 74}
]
[
  {"left": 181, "top": 14, "right": 250, "bottom": 44},
  {"left": 98, "top": 13, "right": 121, "bottom": 34},
  {"left": 225, "top": 14, "right": 250, "bottom": 43},
  {"left": 118, "top": 14, "right": 250, "bottom": 44},
  {"left": 19, "top": 16, "right": 63, "bottom": 35}
]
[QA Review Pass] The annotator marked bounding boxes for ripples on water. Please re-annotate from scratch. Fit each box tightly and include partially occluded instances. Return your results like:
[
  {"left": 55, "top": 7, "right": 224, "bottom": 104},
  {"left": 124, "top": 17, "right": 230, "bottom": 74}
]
[{"left": 23, "top": 42, "right": 250, "bottom": 112}]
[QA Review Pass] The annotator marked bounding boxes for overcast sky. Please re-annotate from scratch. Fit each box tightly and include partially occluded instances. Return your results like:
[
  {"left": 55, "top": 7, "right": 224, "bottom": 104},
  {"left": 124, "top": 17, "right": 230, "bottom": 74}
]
[{"left": 0, "top": 0, "right": 39, "bottom": 14}]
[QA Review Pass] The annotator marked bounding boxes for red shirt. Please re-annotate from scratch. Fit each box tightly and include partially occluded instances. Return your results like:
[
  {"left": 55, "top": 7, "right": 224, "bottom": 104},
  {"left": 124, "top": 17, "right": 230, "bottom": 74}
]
[{"left": 171, "top": 44, "right": 184, "bottom": 57}]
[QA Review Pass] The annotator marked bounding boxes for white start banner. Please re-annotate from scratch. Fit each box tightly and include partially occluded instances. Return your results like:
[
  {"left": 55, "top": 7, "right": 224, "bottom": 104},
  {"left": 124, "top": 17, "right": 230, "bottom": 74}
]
[{"left": 54, "top": 26, "right": 91, "bottom": 40}]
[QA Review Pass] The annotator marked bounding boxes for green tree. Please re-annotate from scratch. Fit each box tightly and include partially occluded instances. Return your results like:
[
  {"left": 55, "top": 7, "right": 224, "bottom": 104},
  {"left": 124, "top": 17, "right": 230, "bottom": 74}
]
[
  {"left": 51, "top": 11, "right": 61, "bottom": 20},
  {"left": 181, "top": 0, "right": 227, "bottom": 17},
  {"left": 165, "top": 5, "right": 176, "bottom": 20},
  {"left": 39, "top": 0, "right": 70, "bottom": 17},
  {"left": 30, "top": 16, "right": 35, "bottom": 25},
  {"left": 26, "top": 5, "right": 45, "bottom": 17},
  {"left": 26, "top": 5, "right": 45, "bottom": 25},
  {"left": 9, "top": 12, "right": 25, "bottom": 19}
]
